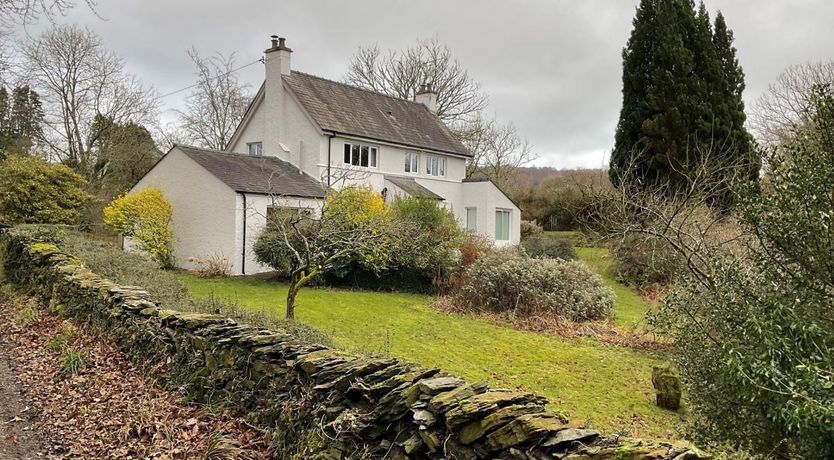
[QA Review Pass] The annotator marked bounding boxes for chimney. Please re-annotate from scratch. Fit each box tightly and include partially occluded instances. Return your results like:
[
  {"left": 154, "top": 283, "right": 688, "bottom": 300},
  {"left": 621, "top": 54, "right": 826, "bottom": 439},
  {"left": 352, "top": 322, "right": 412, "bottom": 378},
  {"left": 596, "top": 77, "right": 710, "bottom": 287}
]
[
  {"left": 263, "top": 35, "right": 293, "bottom": 159},
  {"left": 415, "top": 82, "right": 438, "bottom": 114},
  {"left": 264, "top": 34, "right": 292, "bottom": 76}
]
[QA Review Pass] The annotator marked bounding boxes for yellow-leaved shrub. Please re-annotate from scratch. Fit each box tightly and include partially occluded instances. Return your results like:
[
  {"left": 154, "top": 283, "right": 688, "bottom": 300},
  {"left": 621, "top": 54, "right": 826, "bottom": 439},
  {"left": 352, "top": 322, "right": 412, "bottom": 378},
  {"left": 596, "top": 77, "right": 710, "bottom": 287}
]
[{"left": 103, "top": 187, "right": 174, "bottom": 268}]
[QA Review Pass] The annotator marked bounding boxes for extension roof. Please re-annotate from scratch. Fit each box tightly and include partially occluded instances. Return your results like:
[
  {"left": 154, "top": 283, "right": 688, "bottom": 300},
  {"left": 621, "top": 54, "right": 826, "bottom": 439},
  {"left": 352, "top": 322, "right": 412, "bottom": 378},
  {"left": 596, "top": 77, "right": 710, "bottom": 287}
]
[
  {"left": 177, "top": 145, "right": 327, "bottom": 198},
  {"left": 283, "top": 71, "right": 471, "bottom": 157},
  {"left": 385, "top": 176, "right": 444, "bottom": 200}
]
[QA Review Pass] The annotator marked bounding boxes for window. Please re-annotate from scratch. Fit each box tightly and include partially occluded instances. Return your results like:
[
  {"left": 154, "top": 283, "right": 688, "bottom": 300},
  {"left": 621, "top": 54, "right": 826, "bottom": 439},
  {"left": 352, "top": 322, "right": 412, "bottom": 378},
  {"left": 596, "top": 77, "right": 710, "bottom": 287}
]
[
  {"left": 404, "top": 152, "right": 419, "bottom": 173},
  {"left": 466, "top": 207, "right": 477, "bottom": 232},
  {"left": 343, "top": 143, "right": 378, "bottom": 168},
  {"left": 495, "top": 209, "right": 511, "bottom": 241},
  {"left": 425, "top": 155, "right": 446, "bottom": 176},
  {"left": 248, "top": 142, "right": 263, "bottom": 156}
]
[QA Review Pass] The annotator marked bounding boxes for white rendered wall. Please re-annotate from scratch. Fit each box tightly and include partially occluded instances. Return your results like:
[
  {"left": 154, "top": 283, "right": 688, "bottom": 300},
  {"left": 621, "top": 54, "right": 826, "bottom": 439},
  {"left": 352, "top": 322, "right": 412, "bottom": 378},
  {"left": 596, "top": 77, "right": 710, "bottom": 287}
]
[
  {"left": 129, "top": 148, "right": 238, "bottom": 271},
  {"left": 461, "top": 181, "right": 521, "bottom": 246},
  {"left": 234, "top": 193, "right": 323, "bottom": 275}
]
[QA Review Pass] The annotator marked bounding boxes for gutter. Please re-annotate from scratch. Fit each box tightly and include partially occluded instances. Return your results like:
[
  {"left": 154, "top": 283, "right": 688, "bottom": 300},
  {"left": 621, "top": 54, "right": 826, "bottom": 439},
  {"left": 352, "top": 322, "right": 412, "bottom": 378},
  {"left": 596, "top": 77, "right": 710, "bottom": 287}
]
[{"left": 239, "top": 192, "right": 247, "bottom": 275}]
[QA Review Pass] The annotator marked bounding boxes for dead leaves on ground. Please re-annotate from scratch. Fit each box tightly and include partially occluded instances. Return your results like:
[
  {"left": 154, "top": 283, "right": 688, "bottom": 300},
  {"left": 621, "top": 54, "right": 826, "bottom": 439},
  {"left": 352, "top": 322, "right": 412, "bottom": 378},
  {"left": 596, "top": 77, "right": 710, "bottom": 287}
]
[{"left": 0, "top": 295, "right": 271, "bottom": 459}]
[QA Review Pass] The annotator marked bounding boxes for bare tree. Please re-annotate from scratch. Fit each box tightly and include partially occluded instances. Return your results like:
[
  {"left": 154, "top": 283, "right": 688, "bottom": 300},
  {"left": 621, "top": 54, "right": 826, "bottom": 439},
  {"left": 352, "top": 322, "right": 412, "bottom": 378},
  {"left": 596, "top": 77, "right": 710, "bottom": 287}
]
[
  {"left": 459, "top": 113, "right": 535, "bottom": 187},
  {"left": 0, "top": 0, "right": 94, "bottom": 26},
  {"left": 344, "top": 37, "right": 488, "bottom": 123},
  {"left": 750, "top": 61, "right": 834, "bottom": 146},
  {"left": 19, "top": 24, "right": 158, "bottom": 179},
  {"left": 177, "top": 48, "right": 252, "bottom": 151}
]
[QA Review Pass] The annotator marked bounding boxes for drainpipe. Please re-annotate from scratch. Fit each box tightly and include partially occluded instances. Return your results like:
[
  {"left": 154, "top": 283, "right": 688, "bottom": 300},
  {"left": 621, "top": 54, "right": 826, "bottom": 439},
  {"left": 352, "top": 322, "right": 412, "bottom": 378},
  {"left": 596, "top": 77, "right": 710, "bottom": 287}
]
[
  {"left": 326, "top": 132, "right": 336, "bottom": 188},
  {"left": 239, "top": 192, "right": 247, "bottom": 275}
]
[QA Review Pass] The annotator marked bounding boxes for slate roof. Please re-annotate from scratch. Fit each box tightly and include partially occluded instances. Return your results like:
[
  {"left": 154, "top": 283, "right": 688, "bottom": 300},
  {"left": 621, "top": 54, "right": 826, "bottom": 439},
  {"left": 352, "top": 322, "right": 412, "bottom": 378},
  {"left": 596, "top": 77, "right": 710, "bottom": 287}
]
[
  {"left": 283, "top": 72, "right": 471, "bottom": 157},
  {"left": 385, "top": 176, "right": 444, "bottom": 200},
  {"left": 177, "top": 145, "right": 327, "bottom": 198}
]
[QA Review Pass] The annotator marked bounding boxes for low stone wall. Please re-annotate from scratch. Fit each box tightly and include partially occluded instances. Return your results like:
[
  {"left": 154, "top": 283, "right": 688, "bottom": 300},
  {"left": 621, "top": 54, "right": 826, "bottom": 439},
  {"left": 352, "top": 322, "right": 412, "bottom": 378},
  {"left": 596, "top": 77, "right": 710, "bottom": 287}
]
[{"left": 1, "top": 231, "right": 709, "bottom": 460}]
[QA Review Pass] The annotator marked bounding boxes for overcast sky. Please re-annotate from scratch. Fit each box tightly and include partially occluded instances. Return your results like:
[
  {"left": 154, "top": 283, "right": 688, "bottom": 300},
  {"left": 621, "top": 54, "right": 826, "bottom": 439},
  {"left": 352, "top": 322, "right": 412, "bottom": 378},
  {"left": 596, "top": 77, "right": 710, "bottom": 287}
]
[{"left": 11, "top": 0, "right": 834, "bottom": 168}]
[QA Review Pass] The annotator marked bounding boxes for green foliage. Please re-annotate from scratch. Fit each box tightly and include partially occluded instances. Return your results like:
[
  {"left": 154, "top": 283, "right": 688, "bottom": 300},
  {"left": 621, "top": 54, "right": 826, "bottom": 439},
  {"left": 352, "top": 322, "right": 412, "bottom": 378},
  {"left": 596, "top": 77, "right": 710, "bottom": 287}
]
[
  {"left": 657, "top": 86, "right": 834, "bottom": 458},
  {"left": 0, "top": 85, "right": 43, "bottom": 156},
  {"left": 103, "top": 187, "right": 174, "bottom": 267},
  {"left": 389, "top": 196, "right": 465, "bottom": 276},
  {"left": 612, "top": 234, "right": 685, "bottom": 288},
  {"left": 0, "top": 155, "right": 94, "bottom": 224},
  {"left": 610, "top": 0, "right": 757, "bottom": 206},
  {"left": 60, "top": 348, "right": 86, "bottom": 375},
  {"left": 455, "top": 252, "right": 614, "bottom": 323},
  {"left": 88, "top": 115, "right": 162, "bottom": 198},
  {"left": 521, "top": 235, "right": 576, "bottom": 260}
]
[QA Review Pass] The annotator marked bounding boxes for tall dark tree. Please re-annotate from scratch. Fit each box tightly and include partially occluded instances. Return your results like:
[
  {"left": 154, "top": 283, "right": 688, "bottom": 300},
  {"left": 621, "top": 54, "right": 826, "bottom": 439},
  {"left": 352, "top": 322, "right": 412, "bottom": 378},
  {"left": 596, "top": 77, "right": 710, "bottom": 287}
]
[
  {"left": 713, "top": 12, "right": 758, "bottom": 180},
  {"left": 87, "top": 115, "right": 161, "bottom": 198},
  {"left": 611, "top": 0, "right": 756, "bottom": 206},
  {"left": 0, "top": 85, "right": 42, "bottom": 156}
]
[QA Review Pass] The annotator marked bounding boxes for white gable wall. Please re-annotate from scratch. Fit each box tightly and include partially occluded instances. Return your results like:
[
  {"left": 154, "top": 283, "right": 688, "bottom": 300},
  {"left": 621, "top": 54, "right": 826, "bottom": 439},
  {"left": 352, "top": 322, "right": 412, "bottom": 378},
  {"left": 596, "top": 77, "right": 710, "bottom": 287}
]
[
  {"left": 129, "top": 148, "right": 238, "bottom": 271},
  {"left": 461, "top": 181, "right": 521, "bottom": 246},
  {"left": 228, "top": 83, "right": 324, "bottom": 181}
]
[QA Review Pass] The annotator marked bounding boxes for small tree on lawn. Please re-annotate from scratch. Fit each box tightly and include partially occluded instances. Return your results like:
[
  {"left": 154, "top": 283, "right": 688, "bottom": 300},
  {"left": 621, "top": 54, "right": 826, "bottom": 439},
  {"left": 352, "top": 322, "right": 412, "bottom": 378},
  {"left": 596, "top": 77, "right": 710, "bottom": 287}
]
[
  {"left": 103, "top": 187, "right": 174, "bottom": 268},
  {"left": 254, "top": 186, "right": 399, "bottom": 319}
]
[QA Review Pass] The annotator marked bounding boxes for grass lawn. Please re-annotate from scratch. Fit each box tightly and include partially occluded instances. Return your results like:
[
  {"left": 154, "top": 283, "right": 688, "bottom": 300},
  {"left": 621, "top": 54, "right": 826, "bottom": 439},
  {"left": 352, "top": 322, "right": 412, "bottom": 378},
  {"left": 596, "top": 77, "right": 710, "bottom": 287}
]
[
  {"left": 576, "top": 247, "right": 649, "bottom": 330},
  {"left": 181, "top": 271, "right": 685, "bottom": 439}
]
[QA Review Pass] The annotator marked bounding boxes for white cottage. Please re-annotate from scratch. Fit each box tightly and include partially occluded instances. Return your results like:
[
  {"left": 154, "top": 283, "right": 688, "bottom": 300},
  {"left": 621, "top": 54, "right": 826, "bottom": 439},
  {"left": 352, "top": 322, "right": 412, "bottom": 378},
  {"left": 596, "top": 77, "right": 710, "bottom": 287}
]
[{"left": 132, "top": 36, "right": 520, "bottom": 275}]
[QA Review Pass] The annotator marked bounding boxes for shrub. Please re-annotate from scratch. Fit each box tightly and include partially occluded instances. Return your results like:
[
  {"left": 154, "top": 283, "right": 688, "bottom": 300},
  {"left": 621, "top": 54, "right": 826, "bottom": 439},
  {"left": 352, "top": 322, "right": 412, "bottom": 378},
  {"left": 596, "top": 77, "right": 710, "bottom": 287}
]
[
  {"left": 187, "top": 254, "right": 232, "bottom": 278},
  {"left": 521, "top": 236, "right": 576, "bottom": 260},
  {"left": 612, "top": 234, "right": 685, "bottom": 288},
  {"left": 389, "top": 196, "right": 465, "bottom": 277},
  {"left": 0, "top": 154, "right": 94, "bottom": 224},
  {"left": 454, "top": 253, "right": 613, "bottom": 323},
  {"left": 103, "top": 187, "right": 174, "bottom": 268},
  {"left": 520, "top": 219, "right": 543, "bottom": 238}
]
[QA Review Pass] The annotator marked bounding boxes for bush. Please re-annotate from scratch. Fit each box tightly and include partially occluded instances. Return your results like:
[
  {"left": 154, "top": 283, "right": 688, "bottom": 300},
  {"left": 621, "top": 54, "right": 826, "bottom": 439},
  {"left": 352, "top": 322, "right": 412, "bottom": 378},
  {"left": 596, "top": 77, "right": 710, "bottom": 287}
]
[
  {"left": 103, "top": 187, "right": 174, "bottom": 268},
  {"left": 454, "top": 252, "right": 613, "bottom": 323},
  {"left": 520, "top": 219, "right": 543, "bottom": 238},
  {"left": 612, "top": 234, "right": 685, "bottom": 288},
  {"left": 187, "top": 254, "right": 232, "bottom": 278},
  {"left": 0, "top": 154, "right": 94, "bottom": 225},
  {"left": 521, "top": 236, "right": 576, "bottom": 260}
]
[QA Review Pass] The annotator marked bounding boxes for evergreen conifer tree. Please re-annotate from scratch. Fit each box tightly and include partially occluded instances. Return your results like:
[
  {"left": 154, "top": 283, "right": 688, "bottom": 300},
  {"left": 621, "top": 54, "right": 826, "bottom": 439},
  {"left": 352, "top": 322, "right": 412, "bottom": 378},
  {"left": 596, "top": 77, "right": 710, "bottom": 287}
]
[{"left": 611, "top": 0, "right": 757, "bottom": 206}]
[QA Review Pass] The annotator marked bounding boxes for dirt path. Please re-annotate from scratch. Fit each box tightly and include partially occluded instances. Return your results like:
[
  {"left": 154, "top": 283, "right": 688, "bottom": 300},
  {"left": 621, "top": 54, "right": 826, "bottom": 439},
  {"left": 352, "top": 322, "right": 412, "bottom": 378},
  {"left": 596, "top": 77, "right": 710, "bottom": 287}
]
[
  {"left": 0, "top": 291, "right": 271, "bottom": 459},
  {"left": 0, "top": 341, "right": 50, "bottom": 460}
]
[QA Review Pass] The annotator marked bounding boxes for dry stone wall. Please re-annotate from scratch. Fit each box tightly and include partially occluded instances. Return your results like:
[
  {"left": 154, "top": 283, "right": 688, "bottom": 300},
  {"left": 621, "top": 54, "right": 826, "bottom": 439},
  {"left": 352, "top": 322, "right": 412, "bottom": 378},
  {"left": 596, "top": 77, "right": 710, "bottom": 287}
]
[{"left": 1, "top": 231, "right": 710, "bottom": 460}]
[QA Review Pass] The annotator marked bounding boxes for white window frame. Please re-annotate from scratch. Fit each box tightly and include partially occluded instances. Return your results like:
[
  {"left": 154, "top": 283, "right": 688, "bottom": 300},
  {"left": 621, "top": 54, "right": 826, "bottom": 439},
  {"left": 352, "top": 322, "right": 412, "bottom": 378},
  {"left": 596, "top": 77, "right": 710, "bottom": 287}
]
[
  {"left": 425, "top": 155, "right": 446, "bottom": 177},
  {"left": 343, "top": 142, "right": 378, "bottom": 168},
  {"left": 404, "top": 152, "right": 419, "bottom": 173},
  {"left": 248, "top": 142, "right": 263, "bottom": 156},
  {"left": 495, "top": 208, "right": 511, "bottom": 241},
  {"left": 466, "top": 207, "right": 477, "bottom": 232}
]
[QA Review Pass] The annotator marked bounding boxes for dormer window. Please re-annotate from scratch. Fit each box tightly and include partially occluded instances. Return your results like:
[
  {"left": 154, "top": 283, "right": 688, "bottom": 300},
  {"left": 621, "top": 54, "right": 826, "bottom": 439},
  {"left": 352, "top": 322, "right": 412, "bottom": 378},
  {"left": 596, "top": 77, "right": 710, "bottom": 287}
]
[
  {"left": 343, "top": 143, "right": 378, "bottom": 168},
  {"left": 248, "top": 142, "right": 263, "bottom": 156},
  {"left": 404, "top": 152, "right": 419, "bottom": 173},
  {"left": 426, "top": 155, "right": 446, "bottom": 177}
]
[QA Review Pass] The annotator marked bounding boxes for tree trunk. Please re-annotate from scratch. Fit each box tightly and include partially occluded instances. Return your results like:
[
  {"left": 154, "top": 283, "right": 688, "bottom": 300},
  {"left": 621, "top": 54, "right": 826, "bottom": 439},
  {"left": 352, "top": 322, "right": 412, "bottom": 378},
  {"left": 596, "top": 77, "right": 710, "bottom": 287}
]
[{"left": 286, "top": 279, "right": 300, "bottom": 319}]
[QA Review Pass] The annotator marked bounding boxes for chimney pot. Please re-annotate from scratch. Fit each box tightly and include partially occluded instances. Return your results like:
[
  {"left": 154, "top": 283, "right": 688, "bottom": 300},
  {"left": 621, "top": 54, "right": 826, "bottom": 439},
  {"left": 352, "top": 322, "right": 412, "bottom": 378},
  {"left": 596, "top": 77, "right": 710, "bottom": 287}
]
[
  {"left": 270, "top": 35, "right": 279, "bottom": 49},
  {"left": 278, "top": 37, "right": 286, "bottom": 48}
]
